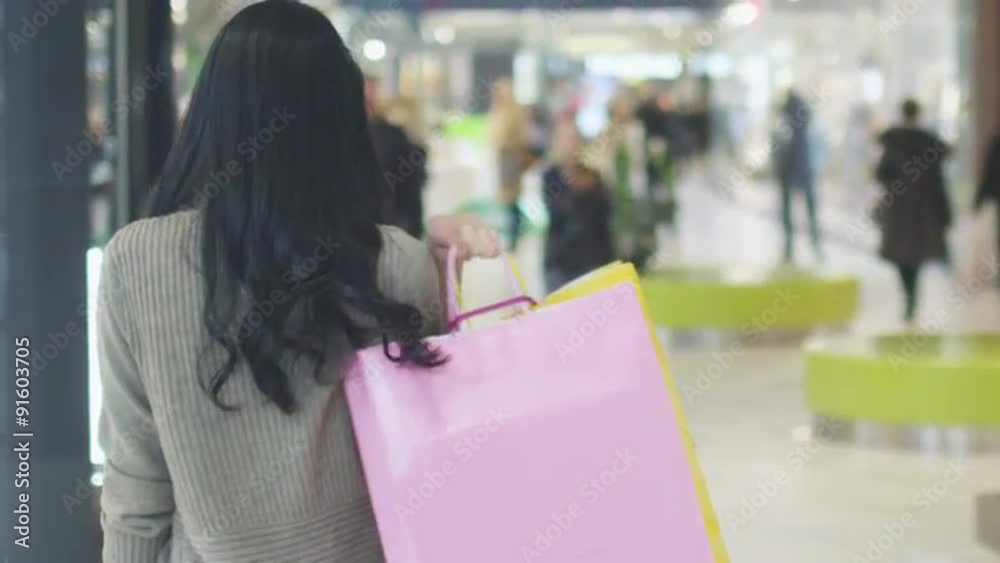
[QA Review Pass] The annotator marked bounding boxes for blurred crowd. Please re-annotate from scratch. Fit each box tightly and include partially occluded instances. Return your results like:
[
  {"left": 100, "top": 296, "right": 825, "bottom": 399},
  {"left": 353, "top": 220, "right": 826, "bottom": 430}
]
[
  {"left": 366, "top": 76, "right": 1000, "bottom": 317},
  {"left": 365, "top": 77, "right": 702, "bottom": 293},
  {"left": 489, "top": 80, "right": 699, "bottom": 293}
]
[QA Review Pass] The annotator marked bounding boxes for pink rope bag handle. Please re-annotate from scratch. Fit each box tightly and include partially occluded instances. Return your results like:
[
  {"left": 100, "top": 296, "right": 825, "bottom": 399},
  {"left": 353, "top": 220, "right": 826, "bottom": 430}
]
[{"left": 445, "top": 245, "right": 535, "bottom": 332}]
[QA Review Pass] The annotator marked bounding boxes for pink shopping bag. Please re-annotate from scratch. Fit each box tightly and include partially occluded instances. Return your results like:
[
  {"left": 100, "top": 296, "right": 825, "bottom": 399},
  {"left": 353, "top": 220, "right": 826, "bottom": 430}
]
[{"left": 345, "top": 251, "right": 716, "bottom": 563}]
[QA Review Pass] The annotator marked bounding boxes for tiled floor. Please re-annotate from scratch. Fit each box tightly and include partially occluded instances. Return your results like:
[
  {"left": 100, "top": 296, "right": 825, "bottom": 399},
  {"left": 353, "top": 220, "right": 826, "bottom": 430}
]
[
  {"left": 669, "top": 187, "right": 1000, "bottom": 563},
  {"left": 437, "top": 146, "right": 1000, "bottom": 562}
]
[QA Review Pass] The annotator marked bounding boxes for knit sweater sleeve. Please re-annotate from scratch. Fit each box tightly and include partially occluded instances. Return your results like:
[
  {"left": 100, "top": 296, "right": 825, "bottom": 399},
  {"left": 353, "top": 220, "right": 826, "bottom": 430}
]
[
  {"left": 377, "top": 225, "right": 444, "bottom": 336},
  {"left": 97, "top": 231, "right": 175, "bottom": 563}
]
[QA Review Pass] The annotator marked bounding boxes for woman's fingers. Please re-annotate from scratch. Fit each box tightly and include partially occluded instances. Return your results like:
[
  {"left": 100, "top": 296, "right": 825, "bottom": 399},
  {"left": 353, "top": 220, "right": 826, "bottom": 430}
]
[
  {"left": 428, "top": 214, "right": 502, "bottom": 260},
  {"left": 458, "top": 224, "right": 502, "bottom": 260},
  {"left": 471, "top": 227, "right": 502, "bottom": 259}
]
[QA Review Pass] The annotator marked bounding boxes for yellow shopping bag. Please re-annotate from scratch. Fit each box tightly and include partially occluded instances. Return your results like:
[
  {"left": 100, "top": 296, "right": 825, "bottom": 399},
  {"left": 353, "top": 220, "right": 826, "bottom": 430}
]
[{"left": 541, "top": 261, "right": 730, "bottom": 563}]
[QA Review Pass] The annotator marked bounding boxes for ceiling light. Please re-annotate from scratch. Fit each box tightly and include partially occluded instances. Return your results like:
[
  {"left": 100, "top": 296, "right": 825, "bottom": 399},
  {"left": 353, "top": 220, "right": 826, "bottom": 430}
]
[
  {"left": 434, "top": 26, "right": 455, "bottom": 45},
  {"left": 363, "top": 39, "right": 387, "bottom": 61}
]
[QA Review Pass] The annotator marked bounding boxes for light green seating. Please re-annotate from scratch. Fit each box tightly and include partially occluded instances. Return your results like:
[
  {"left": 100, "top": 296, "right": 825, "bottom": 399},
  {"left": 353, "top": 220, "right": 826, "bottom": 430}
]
[
  {"left": 805, "top": 334, "right": 1000, "bottom": 426},
  {"left": 441, "top": 115, "right": 489, "bottom": 145},
  {"left": 641, "top": 265, "right": 859, "bottom": 330}
]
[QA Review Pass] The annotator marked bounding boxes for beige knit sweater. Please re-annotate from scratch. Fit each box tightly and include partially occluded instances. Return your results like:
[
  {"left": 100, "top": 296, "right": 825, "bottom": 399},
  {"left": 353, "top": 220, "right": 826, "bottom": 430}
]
[{"left": 97, "top": 210, "right": 440, "bottom": 562}]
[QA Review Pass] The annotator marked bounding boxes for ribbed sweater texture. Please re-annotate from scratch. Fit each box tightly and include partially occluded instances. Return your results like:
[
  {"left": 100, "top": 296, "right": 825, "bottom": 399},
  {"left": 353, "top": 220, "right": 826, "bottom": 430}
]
[{"left": 97, "top": 210, "right": 440, "bottom": 562}]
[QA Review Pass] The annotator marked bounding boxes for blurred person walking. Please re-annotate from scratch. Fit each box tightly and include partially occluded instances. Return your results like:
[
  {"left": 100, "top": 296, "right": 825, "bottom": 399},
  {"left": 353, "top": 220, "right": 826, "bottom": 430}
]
[
  {"left": 774, "top": 89, "right": 824, "bottom": 263},
  {"left": 875, "top": 99, "right": 953, "bottom": 322},
  {"left": 373, "top": 95, "right": 429, "bottom": 238},
  {"left": 368, "top": 89, "right": 429, "bottom": 238},
  {"left": 599, "top": 91, "right": 656, "bottom": 270},
  {"left": 975, "top": 131, "right": 1000, "bottom": 278},
  {"left": 542, "top": 124, "right": 614, "bottom": 293},
  {"left": 97, "top": 3, "right": 501, "bottom": 562},
  {"left": 547, "top": 78, "right": 577, "bottom": 127},
  {"left": 637, "top": 90, "right": 690, "bottom": 235},
  {"left": 489, "top": 78, "right": 531, "bottom": 251},
  {"left": 384, "top": 95, "right": 426, "bottom": 143}
]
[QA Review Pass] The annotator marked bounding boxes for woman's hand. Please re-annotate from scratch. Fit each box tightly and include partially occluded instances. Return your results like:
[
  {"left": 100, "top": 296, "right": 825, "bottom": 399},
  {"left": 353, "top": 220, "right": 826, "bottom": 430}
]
[
  {"left": 426, "top": 215, "right": 502, "bottom": 315},
  {"left": 427, "top": 214, "right": 502, "bottom": 262}
]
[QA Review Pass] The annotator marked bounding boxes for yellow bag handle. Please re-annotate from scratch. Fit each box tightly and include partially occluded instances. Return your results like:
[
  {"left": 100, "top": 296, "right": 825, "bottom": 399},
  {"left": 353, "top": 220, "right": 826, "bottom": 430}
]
[{"left": 506, "top": 255, "right": 531, "bottom": 298}]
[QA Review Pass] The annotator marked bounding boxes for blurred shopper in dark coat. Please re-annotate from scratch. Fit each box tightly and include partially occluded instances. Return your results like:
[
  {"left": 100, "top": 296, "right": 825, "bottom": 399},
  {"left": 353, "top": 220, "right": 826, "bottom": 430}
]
[
  {"left": 637, "top": 92, "right": 691, "bottom": 232},
  {"left": 366, "top": 86, "right": 428, "bottom": 238},
  {"left": 975, "top": 132, "right": 1000, "bottom": 266},
  {"left": 370, "top": 118, "right": 427, "bottom": 238},
  {"left": 638, "top": 93, "right": 694, "bottom": 165},
  {"left": 490, "top": 79, "right": 530, "bottom": 251},
  {"left": 875, "top": 99, "right": 952, "bottom": 322},
  {"left": 543, "top": 124, "right": 614, "bottom": 293},
  {"left": 774, "top": 89, "right": 823, "bottom": 263}
]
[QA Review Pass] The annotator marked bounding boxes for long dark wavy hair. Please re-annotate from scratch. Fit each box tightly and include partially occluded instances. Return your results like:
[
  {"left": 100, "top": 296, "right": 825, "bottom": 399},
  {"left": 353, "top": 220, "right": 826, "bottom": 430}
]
[{"left": 148, "top": 0, "right": 443, "bottom": 413}]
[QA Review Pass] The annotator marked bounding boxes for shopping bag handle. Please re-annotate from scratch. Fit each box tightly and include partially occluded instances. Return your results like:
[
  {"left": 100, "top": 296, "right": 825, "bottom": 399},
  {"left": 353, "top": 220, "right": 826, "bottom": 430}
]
[
  {"left": 446, "top": 295, "right": 537, "bottom": 332},
  {"left": 445, "top": 245, "right": 535, "bottom": 332}
]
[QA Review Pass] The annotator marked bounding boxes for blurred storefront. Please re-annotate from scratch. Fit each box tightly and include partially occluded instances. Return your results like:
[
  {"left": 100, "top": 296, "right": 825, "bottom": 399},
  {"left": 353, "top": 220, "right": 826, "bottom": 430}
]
[
  {"left": 166, "top": 1, "right": 972, "bottom": 180},
  {"left": 719, "top": 0, "right": 974, "bottom": 206},
  {"left": 2, "top": 1, "right": 998, "bottom": 561},
  {"left": 713, "top": 0, "right": 969, "bottom": 199}
]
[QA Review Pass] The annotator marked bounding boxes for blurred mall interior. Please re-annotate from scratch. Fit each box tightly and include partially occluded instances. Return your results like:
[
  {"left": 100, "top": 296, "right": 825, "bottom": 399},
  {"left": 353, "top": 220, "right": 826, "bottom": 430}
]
[{"left": 2, "top": 0, "right": 1000, "bottom": 561}]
